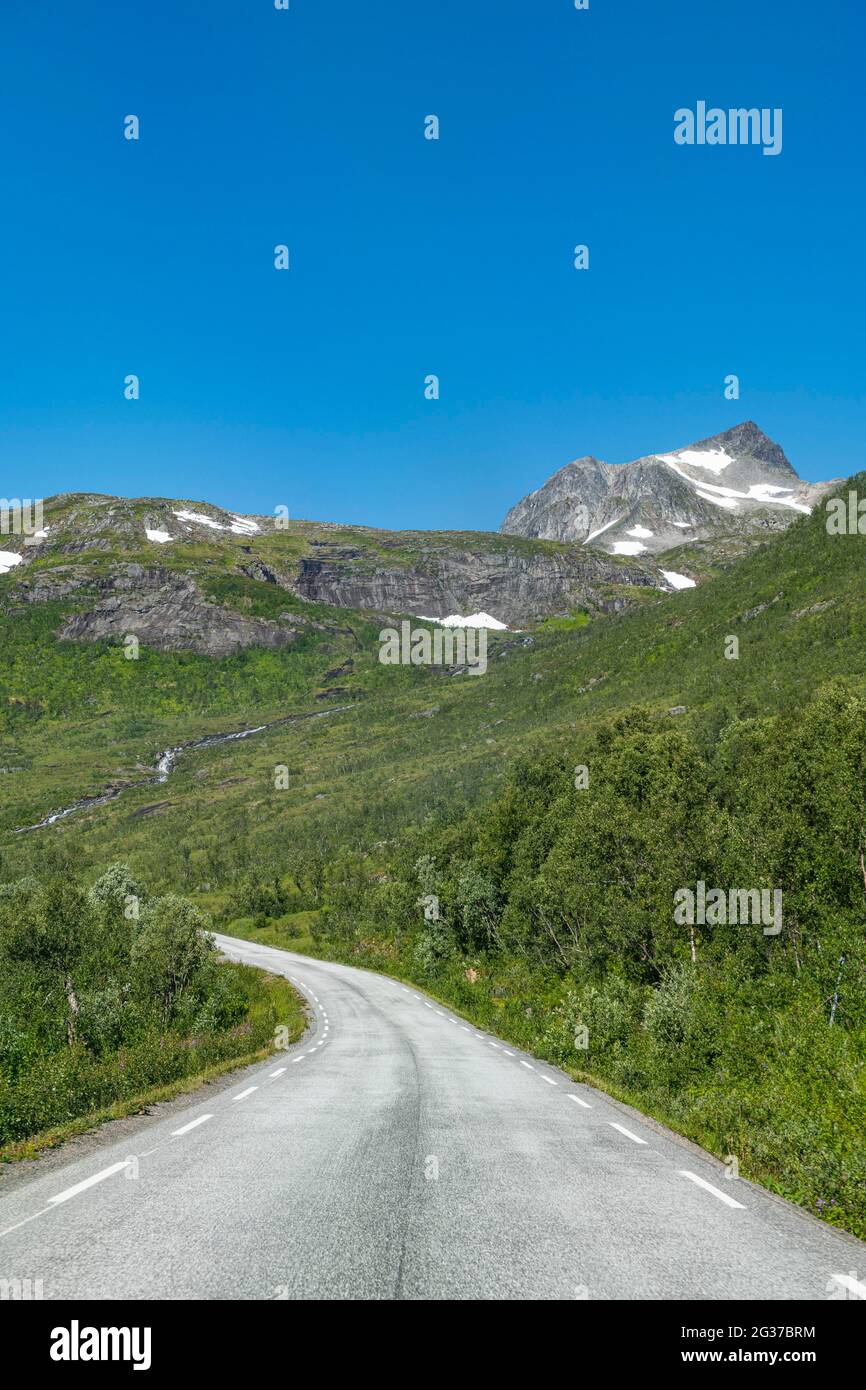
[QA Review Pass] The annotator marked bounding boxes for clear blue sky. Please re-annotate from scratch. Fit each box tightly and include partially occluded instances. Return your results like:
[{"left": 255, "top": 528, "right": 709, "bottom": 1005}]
[{"left": 1, "top": 0, "right": 863, "bottom": 530}]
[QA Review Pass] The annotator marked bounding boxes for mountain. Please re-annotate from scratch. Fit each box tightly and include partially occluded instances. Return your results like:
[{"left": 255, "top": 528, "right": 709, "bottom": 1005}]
[
  {"left": 0, "top": 422, "right": 846, "bottom": 667},
  {"left": 2, "top": 466, "right": 860, "bottom": 844},
  {"left": 1, "top": 493, "right": 667, "bottom": 644},
  {"left": 500, "top": 421, "right": 840, "bottom": 559}
]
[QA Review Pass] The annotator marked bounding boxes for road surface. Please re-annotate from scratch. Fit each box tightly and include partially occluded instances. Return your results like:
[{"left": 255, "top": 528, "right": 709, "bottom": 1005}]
[{"left": 1, "top": 934, "right": 863, "bottom": 1300}]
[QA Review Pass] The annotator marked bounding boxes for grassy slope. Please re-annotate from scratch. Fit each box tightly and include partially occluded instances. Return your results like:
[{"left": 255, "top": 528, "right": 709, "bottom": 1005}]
[{"left": 2, "top": 479, "right": 864, "bottom": 880}]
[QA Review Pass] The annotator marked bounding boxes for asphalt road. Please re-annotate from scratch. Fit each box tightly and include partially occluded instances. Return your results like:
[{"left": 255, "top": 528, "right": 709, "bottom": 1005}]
[{"left": 1, "top": 934, "right": 863, "bottom": 1301}]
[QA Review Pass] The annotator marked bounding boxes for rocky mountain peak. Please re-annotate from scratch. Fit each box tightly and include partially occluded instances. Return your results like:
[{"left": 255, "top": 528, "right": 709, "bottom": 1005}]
[
  {"left": 501, "top": 421, "right": 837, "bottom": 558},
  {"left": 696, "top": 420, "right": 796, "bottom": 478}
]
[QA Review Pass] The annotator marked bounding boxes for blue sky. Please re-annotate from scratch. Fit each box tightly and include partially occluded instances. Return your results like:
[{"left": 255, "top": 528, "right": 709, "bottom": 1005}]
[{"left": 1, "top": 0, "right": 863, "bottom": 531}]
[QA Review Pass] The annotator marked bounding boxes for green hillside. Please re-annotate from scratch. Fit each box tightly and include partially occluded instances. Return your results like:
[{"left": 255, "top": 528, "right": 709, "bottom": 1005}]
[
  {"left": 1, "top": 479, "right": 865, "bottom": 1229},
  {"left": 2, "top": 473, "right": 863, "bottom": 880}
]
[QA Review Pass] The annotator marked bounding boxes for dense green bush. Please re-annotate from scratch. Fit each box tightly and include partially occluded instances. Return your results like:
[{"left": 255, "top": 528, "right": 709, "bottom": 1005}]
[{"left": 0, "top": 863, "right": 290, "bottom": 1147}]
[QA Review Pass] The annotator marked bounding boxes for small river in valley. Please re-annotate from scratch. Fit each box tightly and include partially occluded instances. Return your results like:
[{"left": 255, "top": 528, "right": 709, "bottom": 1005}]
[{"left": 14, "top": 705, "right": 350, "bottom": 833}]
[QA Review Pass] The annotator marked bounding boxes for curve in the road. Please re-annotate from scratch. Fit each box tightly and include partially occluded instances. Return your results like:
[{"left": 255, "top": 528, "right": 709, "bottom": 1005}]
[{"left": 1, "top": 934, "right": 864, "bottom": 1301}]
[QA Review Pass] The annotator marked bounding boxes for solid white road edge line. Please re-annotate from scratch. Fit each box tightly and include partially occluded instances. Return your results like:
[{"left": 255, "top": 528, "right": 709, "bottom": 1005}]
[{"left": 0, "top": 1208, "right": 53, "bottom": 1240}]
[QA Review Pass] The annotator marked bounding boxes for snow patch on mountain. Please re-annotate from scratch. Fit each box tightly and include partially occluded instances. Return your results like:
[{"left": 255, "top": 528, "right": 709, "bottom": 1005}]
[
  {"left": 746, "top": 484, "right": 810, "bottom": 512},
  {"left": 175, "top": 510, "right": 225, "bottom": 530},
  {"left": 583, "top": 516, "right": 621, "bottom": 545},
  {"left": 662, "top": 456, "right": 811, "bottom": 514},
  {"left": 661, "top": 570, "right": 697, "bottom": 590},
  {"left": 695, "top": 488, "right": 739, "bottom": 510},
  {"left": 659, "top": 448, "right": 735, "bottom": 474},
  {"left": 172, "top": 509, "right": 261, "bottom": 535},
  {"left": 417, "top": 611, "right": 508, "bottom": 630}
]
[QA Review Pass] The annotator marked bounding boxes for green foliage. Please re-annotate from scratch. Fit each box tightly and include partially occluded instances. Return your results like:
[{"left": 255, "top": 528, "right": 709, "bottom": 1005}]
[
  {"left": 0, "top": 866, "right": 300, "bottom": 1149},
  {"left": 315, "top": 682, "right": 866, "bottom": 1236},
  {"left": 88, "top": 861, "right": 146, "bottom": 915},
  {"left": 3, "top": 472, "right": 866, "bottom": 1227},
  {"left": 131, "top": 895, "right": 214, "bottom": 1026}
]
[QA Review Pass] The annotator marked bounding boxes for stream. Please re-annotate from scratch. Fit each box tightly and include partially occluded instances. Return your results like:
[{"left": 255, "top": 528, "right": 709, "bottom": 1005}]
[{"left": 14, "top": 705, "right": 351, "bottom": 833}]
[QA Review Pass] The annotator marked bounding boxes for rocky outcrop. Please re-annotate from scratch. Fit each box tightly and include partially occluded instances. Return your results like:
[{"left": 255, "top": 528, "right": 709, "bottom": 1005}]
[
  {"left": 55, "top": 566, "right": 297, "bottom": 657},
  {"left": 238, "top": 559, "right": 292, "bottom": 587},
  {"left": 293, "top": 543, "right": 659, "bottom": 626},
  {"left": 7, "top": 488, "right": 669, "bottom": 634},
  {"left": 8, "top": 566, "right": 95, "bottom": 604}
]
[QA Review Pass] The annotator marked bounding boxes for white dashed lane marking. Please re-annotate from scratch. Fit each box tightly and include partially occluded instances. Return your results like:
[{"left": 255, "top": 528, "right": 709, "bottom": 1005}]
[
  {"left": 261, "top": 970, "right": 754, "bottom": 1223},
  {"left": 1, "top": 959, "right": 776, "bottom": 1257},
  {"left": 609, "top": 1122, "right": 646, "bottom": 1145},
  {"left": 48, "top": 1162, "right": 132, "bottom": 1206},
  {"left": 172, "top": 1114, "right": 213, "bottom": 1136},
  {"left": 831, "top": 1273, "right": 866, "bottom": 1299},
  {"left": 678, "top": 1170, "right": 745, "bottom": 1209}
]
